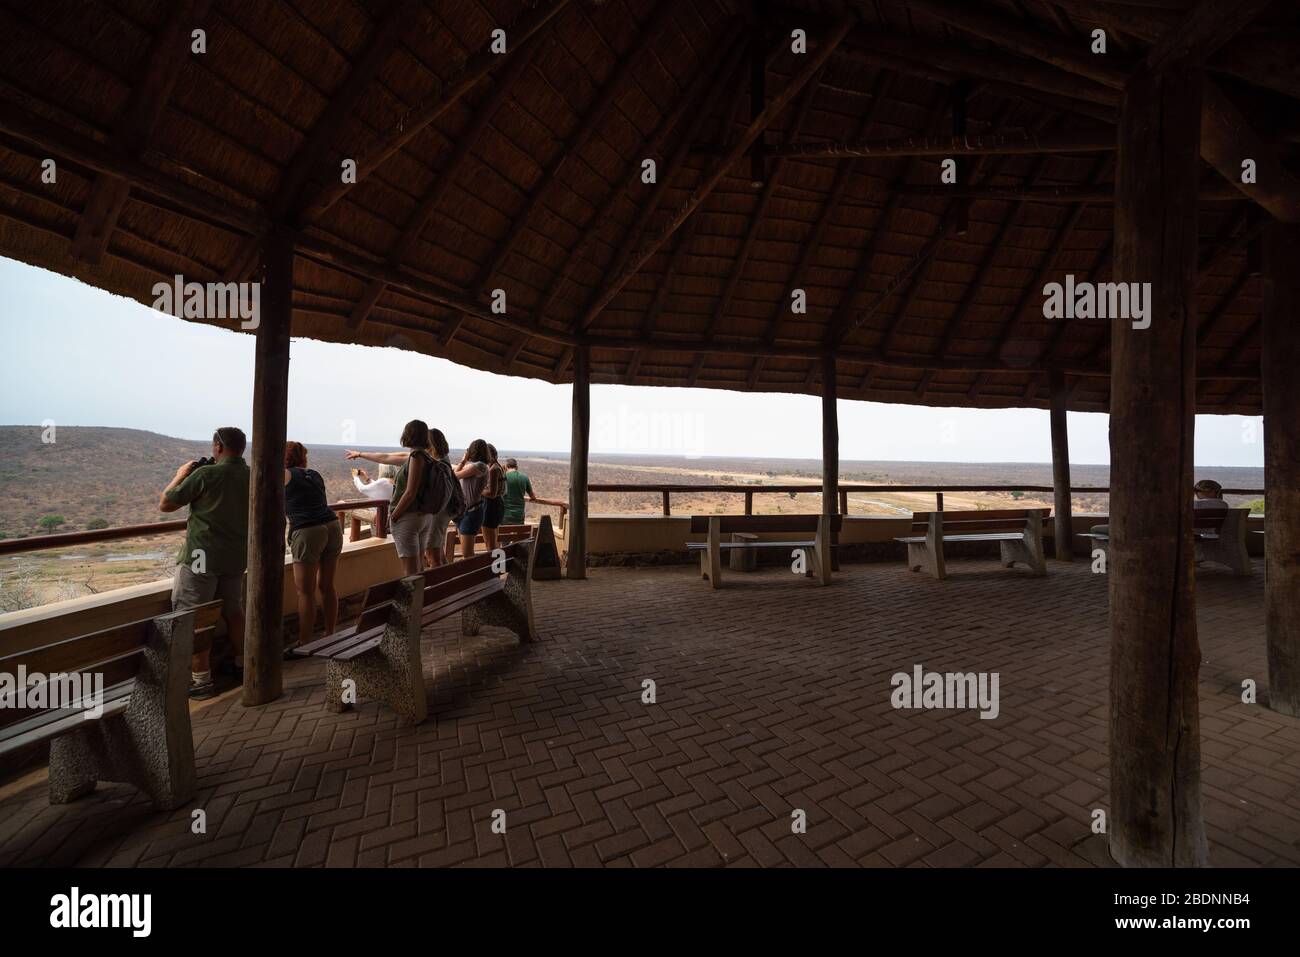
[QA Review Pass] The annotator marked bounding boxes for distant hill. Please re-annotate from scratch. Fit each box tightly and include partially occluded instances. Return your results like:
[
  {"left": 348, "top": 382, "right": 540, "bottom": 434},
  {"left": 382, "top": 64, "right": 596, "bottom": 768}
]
[{"left": 0, "top": 426, "right": 1266, "bottom": 538}]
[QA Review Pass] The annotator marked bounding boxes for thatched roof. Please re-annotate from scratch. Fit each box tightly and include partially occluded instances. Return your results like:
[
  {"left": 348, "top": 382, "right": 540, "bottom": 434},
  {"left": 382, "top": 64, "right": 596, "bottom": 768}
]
[{"left": 1, "top": 0, "right": 1296, "bottom": 413}]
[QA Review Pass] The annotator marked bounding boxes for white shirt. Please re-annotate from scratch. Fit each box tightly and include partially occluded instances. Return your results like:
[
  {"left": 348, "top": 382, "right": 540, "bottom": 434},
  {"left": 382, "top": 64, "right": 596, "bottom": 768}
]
[{"left": 354, "top": 475, "right": 394, "bottom": 501}]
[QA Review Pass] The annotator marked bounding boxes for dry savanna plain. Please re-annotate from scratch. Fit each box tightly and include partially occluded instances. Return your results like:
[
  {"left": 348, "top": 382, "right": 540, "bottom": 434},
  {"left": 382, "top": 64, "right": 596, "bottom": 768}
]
[{"left": 0, "top": 426, "right": 1264, "bottom": 611}]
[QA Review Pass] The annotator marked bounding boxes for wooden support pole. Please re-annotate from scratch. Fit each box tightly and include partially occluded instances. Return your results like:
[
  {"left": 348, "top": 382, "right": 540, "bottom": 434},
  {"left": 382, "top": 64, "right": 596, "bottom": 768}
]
[
  {"left": 243, "top": 227, "right": 293, "bottom": 707},
  {"left": 1263, "top": 221, "right": 1300, "bottom": 717},
  {"left": 821, "top": 354, "right": 839, "bottom": 518},
  {"left": 1049, "top": 370, "right": 1073, "bottom": 561},
  {"left": 822, "top": 354, "right": 839, "bottom": 571},
  {"left": 567, "top": 346, "right": 590, "bottom": 580},
  {"left": 661, "top": 491, "right": 671, "bottom": 517},
  {"left": 1108, "top": 65, "right": 1208, "bottom": 867},
  {"left": 744, "top": 491, "right": 754, "bottom": 515}
]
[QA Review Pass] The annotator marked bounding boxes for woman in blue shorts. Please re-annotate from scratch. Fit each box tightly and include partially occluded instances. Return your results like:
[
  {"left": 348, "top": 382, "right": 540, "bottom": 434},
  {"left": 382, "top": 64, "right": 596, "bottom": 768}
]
[{"left": 452, "top": 439, "right": 490, "bottom": 560}]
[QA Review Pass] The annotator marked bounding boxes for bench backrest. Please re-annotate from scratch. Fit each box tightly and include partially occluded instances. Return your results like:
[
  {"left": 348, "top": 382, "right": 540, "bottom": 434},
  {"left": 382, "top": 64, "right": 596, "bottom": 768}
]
[
  {"left": 688, "top": 514, "right": 844, "bottom": 535},
  {"left": 910, "top": 508, "right": 1050, "bottom": 537},
  {"left": 1193, "top": 506, "right": 1228, "bottom": 531},
  {"left": 0, "top": 614, "right": 157, "bottom": 733},
  {"left": 351, "top": 540, "right": 536, "bottom": 632}
]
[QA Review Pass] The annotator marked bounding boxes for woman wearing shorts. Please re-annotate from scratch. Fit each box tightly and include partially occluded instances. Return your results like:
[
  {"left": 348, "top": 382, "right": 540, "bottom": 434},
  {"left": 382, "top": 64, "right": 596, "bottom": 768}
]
[
  {"left": 453, "top": 438, "right": 491, "bottom": 561},
  {"left": 425, "top": 428, "right": 453, "bottom": 569},
  {"left": 481, "top": 443, "right": 507, "bottom": 552},
  {"left": 349, "top": 420, "right": 435, "bottom": 575},
  {"left": 284, "top": 441, "right": 343, "bottom": 651}
]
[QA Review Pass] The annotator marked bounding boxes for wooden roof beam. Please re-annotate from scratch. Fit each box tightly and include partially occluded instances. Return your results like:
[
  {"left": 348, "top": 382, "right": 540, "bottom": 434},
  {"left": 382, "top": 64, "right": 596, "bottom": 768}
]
[
  {"left": 687, "top": 68, "right": 835, "bottom": 387},
  {"left": 349, "top": 35, "right": 544, "bottom": 331},
  {"left": 902, "top": 0, "right": 1130, "bottom": 89},
  {"left": 1200, "top": 78, "right": 1300, "bottom": 223},
  {"left": 764, "top": 127, "right": 1115, "bottom": 160},
  {"left": 1141, "top": 0, "right": 1275, "bottom": 74},
  {"left": 223, "top": 0, "right": 421, "bottom": 280},
  {"left": 298, "top": 0, "right": 573, "bottom": 224},
  {"left": 749, "top": 69, "right": 907, "bottom": 388},
  {"left": 895, "top": 183, "right": 1242, "bottom": 203},
  {"left": 573, "top": 15, "right": 855, "bottom": 334},
  {"left": 467, "top": 0, "right": 684, "bottom": 357},
  {"left": 70, "top": 0, "right": 213, "bottom": 265},
  {"left": 538, "top": 25, "right": 739, "bottom": 333},
  {"left": 577, "top": 39, "right": 748, "bottom": 335}
]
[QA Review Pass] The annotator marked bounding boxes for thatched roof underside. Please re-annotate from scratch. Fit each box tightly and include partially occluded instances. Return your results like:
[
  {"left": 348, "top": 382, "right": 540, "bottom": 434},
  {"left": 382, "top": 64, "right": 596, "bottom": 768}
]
[{"left": 1, "top": 0, "right": 1297, "bottom": 413}]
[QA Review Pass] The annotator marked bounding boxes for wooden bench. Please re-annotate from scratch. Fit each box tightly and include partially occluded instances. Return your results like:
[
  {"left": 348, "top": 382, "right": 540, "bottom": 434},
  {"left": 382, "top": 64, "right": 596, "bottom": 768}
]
[
  {"left": 0, "top": 600, "right": 218, "bottom": 809},
  {"left": 896, "top": 509, "right": 1049, "bottom": 580},
  {"left": 293, "top": 540, "right": 537, "bottom": 723},
  {"left": 1081, "top": 507, "right": 1251, "bottom": 575},
  {"left": 686, "top": 515, "right": 840, "bottom": 589},
  {"left": 444, "top": 523, "right": 532, "bottom": 551}
]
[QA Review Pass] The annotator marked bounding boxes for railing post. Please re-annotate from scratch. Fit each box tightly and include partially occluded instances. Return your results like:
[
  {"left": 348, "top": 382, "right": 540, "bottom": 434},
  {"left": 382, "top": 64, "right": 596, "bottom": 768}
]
[
  {"left": 744, "top": 491, "right": 753, "bottom": 515},
  {"left": 838, "top": 489, "right": 849, "bottom": 516},
  {"left": 662, "top": 490, "right": 671, "bottom": 516},
  {"left": 375, "top": 501, "right": 389, "bottom": 539},
  {"left": 936, "top": 491, "right": 944, "bottom": 512}
]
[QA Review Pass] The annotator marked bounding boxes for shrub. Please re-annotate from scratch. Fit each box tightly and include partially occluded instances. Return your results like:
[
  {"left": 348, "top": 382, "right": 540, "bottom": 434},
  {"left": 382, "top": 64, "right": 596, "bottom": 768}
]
[
  {"left": 37, "top": 514, "right": 66, "bottom": 534},
  {"left": 87, "top": 518, "right": 110, "bottom": 530},
  {"left": 1247, "top": 498, "right": 1265, "bottom": 514}
]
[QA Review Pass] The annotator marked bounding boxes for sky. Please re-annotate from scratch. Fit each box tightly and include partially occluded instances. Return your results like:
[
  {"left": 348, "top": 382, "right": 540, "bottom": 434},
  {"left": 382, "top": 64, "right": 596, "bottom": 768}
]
[{"left": 0, "top": 256, "right": 1266, "bottom": 467}]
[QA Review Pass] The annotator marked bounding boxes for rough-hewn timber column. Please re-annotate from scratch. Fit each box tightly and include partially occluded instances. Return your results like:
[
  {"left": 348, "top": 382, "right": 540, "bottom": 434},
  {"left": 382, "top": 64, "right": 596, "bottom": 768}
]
[
  {"left": 1263, "top": 221, "right": 1300, "bottom": 716},
  {"left": 1049, "top": 370, "right": 1073, "bottom": 560},
  {"left": 243, "top": 227, "right": 292, "bottom": 706},
  {"left": 1108, "top": 65, "right": 1208, "bottom": 867},
  {"left": 822, "top": 355, "right": 839, "bottom": 517},
  {"left": 822, "top": 354, "right": 840, "bottom": 570},
  {"left": 567, "top": 346, "right": 590, "bottom": 580}
]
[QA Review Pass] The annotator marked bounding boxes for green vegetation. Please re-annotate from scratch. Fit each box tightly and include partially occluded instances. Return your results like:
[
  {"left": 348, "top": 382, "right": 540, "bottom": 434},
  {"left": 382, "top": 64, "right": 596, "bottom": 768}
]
[
  {"left": 1010, "top": 490, "right": 1025, "bottom": 500},
  {"left": 1247, "top": 498, "right": 1265, "bottom": 514},
  {"left": 37, "top": 514, "right": 66, "bottom": 534},
  {"left": 87, "top": 517, "right": 110, "bottom": 530}
]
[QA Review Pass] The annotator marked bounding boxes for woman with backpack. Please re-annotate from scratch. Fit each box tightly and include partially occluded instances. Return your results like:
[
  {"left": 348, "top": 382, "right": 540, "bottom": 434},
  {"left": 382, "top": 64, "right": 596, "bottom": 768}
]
[
  {"left": 346, "top": 420, "right": 434, "bottom": 575},
  {"left": 482, "top": 443, "right": 507, "bottom": 552},
  {"left": 424, "top": 428, "right": 456, "bottom": 568},
  {"left": 452, "top": 438, "right": 492, "bottom": 560},
  {"left": 284, "top": 441, "right": 342, "bottom": 652}
]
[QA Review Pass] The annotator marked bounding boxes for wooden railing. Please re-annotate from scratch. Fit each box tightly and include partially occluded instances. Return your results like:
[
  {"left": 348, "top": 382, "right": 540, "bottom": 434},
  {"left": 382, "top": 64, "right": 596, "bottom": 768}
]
[
  {"left": 587, "top": 484, "right": 1264, "bottom": 517},
  {"left": 0, "top": 499, "right": 389, "bottom": 556}
]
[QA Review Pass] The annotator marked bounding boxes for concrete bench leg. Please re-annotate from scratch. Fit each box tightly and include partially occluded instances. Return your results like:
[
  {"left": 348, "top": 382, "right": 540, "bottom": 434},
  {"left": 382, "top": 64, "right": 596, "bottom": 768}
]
[
  {"left": 49, "top": 609, "right": 196, "bottom": 811},
  {"left": 463, "top": 542, "right": 537, "bottom": 642},
  {"left": 701, "top": 518, "right": 722, "bottom": 590},
  {"left": 999, "top": 538, "right": 1046, "bottom": 574},
  {"left": 906, "top": 514, "right": 946, "bottom": 580},
  {"left": 325, "top": 575, "right": 427, "bottom": 724}
]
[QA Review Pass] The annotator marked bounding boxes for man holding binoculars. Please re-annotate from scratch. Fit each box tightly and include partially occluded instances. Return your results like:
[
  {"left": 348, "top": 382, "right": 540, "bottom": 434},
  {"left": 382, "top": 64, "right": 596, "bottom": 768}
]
[{"left": 159, "top": 427, "right": 250, "bottom": 699}]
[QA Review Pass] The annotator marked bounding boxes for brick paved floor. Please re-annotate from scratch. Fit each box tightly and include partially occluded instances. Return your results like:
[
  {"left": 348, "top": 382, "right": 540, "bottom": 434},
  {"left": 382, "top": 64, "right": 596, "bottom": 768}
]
[{"left": 2, "top": 557, "right": 1297, "bottom": 867}]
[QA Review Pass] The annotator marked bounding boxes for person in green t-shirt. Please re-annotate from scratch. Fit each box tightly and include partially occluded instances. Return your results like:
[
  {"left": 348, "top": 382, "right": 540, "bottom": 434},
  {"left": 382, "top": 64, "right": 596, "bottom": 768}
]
[
  {"left": 159, "top": 426, "right": 250, "bottom": 700},
  {"left": 501, "top": 458, "right": 536, "bottom": 526}
]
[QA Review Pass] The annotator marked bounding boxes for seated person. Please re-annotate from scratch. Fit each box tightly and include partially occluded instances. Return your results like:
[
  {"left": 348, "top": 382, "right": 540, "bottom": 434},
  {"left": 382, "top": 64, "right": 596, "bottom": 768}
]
[{"left": 1193, "top": 479, "right": 1227, "bottom": 509}]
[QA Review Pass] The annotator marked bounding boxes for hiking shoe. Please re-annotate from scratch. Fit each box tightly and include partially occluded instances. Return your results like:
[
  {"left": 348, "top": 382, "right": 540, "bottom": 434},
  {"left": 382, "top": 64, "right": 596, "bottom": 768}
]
[{"left": 189, "top": 675, "right": 216, "bottom": 700}]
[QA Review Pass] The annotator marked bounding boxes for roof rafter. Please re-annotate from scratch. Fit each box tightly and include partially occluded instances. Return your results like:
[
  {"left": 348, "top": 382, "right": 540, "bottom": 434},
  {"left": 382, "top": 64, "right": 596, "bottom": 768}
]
[
  {"left": 348, "top": 33, "right": 546, "bottom": 331},
  {"left": 70, "top": 0, "right": 213, "bottom": 265}
]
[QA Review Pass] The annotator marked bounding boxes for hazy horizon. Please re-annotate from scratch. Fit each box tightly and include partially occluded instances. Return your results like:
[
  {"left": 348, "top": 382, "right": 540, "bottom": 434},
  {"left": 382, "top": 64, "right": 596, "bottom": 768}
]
[{"left": 0, "top": 256, "right": 1268, "bottom": 468}]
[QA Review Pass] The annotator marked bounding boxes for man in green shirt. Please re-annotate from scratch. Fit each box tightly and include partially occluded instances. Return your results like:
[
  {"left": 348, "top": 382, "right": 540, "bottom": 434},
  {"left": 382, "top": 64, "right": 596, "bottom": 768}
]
[
  {"left": 502, "top": 458, "right": 537, "bottom": 526},
  {"left": 160, "top": 427, "right": 250, "bottom": 699}
]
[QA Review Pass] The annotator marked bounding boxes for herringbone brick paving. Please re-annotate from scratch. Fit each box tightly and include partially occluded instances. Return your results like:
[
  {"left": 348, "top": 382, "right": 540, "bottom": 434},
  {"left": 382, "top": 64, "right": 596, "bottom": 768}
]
[{"left": 2, "top": 557, "right": 1297, "bottom": 867}]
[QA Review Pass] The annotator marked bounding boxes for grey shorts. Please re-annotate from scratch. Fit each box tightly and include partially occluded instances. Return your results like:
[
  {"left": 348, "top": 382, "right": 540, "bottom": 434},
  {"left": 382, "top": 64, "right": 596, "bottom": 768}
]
[
  {"left": 428, "top": 510, "right": 450, "bottom": 553},
  {"left": 172, "top": 563, "right": 243, "bottom": 621},
  {"left": 392, "top": 512, "right": 434, "bottom": 559},
  {"left": 290, "top": 520, "right": 343, "bottom": 563}
]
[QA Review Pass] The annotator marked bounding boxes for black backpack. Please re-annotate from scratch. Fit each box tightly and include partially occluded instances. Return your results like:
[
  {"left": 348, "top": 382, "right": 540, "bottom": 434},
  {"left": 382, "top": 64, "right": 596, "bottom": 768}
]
[{"left": 416, "top": 454, "right": 465, "bottom": 520}]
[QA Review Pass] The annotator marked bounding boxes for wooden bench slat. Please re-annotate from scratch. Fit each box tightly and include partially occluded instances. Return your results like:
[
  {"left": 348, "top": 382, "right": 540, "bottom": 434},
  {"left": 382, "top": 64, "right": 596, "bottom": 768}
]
[
  {"left": 0, "top": 618, "right": 152, "bottom": 680},
  {"left": 688, "top": 514, "right": 842, "bottom": 534},
  {"left": 686, "top": 540, "right": 815, "bottom": 549},
  {"left": 0, "top": 680, "right": 135, "bottom": 752},
  {"left": 333, "top": 579, "right": 506, "bottom": 661}
]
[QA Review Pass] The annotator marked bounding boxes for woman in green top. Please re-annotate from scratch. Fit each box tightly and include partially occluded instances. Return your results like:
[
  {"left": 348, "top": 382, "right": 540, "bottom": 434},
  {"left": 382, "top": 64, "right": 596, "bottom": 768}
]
[{"left": 347, "top": 420, "right": 433, "bottom": 575}]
